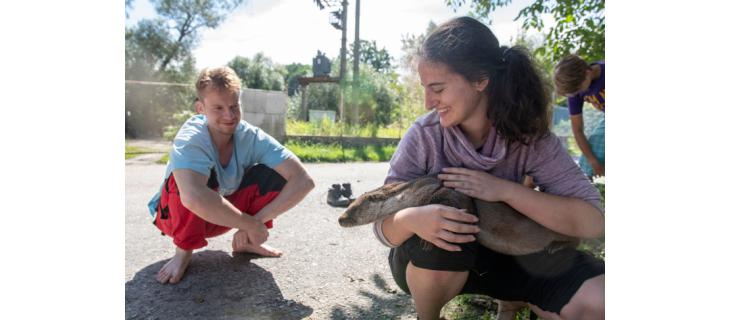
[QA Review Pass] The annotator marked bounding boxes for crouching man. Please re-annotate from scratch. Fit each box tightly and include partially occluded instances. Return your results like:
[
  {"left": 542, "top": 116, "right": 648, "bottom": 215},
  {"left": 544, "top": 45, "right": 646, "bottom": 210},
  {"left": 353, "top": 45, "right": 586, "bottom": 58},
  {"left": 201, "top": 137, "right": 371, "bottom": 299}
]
[{"left": 147, "top": 66, "right": 314, "bottom": 284}]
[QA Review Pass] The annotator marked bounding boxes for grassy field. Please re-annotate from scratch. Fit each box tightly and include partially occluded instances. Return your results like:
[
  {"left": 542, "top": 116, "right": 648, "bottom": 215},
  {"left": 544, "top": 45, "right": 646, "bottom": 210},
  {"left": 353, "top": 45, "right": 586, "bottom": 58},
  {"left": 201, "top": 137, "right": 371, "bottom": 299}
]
[
  {"left": 157, "top": 153, "right": 169, "bottom": 164},
  {"left": 286, "top": 119, "right": 403, "bottom": 138},
  {"left": 128, "top": 142, "right": 396, "bottom": 164},
  {"left": 125, "top": 145, "right": 157, "bottom": 160},
  {"left": 284, "top": 141, "right": 396, "bottom": 162}
]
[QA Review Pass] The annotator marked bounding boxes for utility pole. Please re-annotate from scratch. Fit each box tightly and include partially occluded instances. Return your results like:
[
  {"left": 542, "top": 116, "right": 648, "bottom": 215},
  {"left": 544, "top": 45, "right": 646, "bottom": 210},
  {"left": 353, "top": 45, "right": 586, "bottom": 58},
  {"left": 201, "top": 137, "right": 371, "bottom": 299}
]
[
  {"left": 352, "top": 0, "right": 360, "bottom": 124},
  {"left": 353, "top": 0, "right": 360, "bottom": 84},
  {"left": 339, "top": 0, "right": 348, "bottom": 83},
  {"left": 338, "top": 0, "right": 348, "bottom": 123}
]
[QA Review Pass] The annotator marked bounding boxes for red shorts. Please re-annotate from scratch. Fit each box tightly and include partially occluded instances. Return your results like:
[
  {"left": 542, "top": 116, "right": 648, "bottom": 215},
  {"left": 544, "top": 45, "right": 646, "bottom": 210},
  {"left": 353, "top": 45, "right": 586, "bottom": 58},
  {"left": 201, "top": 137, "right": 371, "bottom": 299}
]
[{"left": 153, "top": 164, "right": 286, "bottom": 251}]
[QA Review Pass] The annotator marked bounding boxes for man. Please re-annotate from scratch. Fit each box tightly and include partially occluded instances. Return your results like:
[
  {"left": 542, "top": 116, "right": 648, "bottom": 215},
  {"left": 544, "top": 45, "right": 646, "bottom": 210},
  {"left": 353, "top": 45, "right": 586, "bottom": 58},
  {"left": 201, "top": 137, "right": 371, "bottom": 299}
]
[
  {"left": 554, "top": 54, "right": 605, "bottom": 178},
  {"left": 147, "top": 66, "right": 314, "bottom": 284}
]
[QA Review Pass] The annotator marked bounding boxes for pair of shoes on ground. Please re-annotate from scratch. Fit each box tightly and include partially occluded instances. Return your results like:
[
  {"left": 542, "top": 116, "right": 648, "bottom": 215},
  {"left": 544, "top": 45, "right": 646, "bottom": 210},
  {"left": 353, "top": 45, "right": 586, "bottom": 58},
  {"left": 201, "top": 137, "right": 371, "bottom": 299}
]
[{"left": 327, "top": 183, "right": 355, "bottom": 208}]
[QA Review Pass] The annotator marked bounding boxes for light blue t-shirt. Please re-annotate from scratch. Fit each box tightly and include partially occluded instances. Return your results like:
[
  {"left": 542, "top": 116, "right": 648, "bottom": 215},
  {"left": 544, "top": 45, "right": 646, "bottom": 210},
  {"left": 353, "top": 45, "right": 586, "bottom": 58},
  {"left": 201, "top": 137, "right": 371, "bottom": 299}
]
[{"left": 147, "top": 115, "right": 293, "bottom": 217}]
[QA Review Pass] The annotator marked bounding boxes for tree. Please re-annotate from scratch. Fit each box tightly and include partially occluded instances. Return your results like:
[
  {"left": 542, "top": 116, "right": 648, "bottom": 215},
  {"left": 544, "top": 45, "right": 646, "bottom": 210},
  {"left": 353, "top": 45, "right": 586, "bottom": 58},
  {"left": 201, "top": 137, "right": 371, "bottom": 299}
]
[
  {"left": 395, "top": 22, "right": 438, "bottom": 126},
  {"left": 125, "top": 0, "right": 133, "bottom": 18},
  {"left": 283, "top": 63, "right": 312, "bottom": 96},
  {"left": 125, "top": 0, "right": 243, "bottom": 138},
  {"left": 350, "top": 40, "right": 393, "bottom": 73},
  {"left": 399, "top": 21, "right": 437, "bottom": 73},
  {"left": 446, "top": 0, "right": 605, "bottom": 62},
  {"left": 125, "top": 0, "right": 244, "bottom": 80},
  {"left": 227, "top": 53, "right": 286, "bottom": 91},
  {"left": 311, "top": 0, "right": 339, "bottom": 10}
]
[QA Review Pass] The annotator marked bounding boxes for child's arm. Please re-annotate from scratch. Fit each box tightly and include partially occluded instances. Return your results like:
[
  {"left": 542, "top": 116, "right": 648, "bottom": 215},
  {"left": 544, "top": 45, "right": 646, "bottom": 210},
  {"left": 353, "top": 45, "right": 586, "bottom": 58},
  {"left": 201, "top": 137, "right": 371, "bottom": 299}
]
[
  {"left": 173, "top": 168, "right": 269, "bottom": 245},
  {"left": 254, "top": 156, "right": 315, "bottom": 223},
  {"left": 571, "top": 114, "right": 603, "bottom": 176}
]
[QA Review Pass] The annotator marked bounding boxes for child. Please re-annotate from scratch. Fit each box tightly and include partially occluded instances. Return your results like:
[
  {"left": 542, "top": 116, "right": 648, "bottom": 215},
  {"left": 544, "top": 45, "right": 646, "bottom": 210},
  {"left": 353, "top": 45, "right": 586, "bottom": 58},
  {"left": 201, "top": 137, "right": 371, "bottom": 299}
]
[
  {"left": 147, "top": 67, "right": 314, "bottom": 284},
  {"left": 372, "top": 17, "right": 605, "bottom": 319},
  {"left": 554, "top": 54, "right": 605, "bottom": 178}
]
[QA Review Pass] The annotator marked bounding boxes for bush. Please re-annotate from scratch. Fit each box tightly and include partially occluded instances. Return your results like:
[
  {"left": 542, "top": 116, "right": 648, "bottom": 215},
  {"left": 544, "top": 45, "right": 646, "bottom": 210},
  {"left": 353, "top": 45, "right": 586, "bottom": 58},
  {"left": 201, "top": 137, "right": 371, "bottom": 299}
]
[
  {"left": 163, "top": 110, "right": 197, "bottom": 141},
  {"left": 125, "top": 82, "right": 196, "bottom": 138}
]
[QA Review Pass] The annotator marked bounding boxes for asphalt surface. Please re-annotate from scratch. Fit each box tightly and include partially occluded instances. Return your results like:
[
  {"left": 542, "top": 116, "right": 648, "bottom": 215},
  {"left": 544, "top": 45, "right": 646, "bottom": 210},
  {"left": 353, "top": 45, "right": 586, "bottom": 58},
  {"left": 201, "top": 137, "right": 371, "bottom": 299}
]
[{"left": 125, "top": 160, "right": 417, "bottom": 320}]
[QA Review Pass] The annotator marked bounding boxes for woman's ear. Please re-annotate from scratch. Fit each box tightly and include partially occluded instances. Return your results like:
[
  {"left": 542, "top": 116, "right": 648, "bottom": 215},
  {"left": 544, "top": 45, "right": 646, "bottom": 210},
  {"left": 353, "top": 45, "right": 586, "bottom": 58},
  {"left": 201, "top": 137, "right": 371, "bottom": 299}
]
[{"left": 475, "top": 78, "right": 489, "bottom": 92}]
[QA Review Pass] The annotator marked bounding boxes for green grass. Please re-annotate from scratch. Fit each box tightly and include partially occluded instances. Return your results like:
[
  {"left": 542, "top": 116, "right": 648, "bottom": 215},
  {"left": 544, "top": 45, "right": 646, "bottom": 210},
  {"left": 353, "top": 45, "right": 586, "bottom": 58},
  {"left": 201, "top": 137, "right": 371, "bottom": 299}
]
[
  {"left": 125, "top": 145, "right": 156, "bottom": 159},
  {"left": 442, "top": 294, "right": 535, "bottom": 320},
  {"left": 127, "top": 142, "right": 395, "bottom": 164},
  {"left": 566, "top": 136, "right": 581, "bottom": 157},
  {"left": 157, "top": 153, "right": 169, "bottom": 164},
  {"left": 286, "top": 118, "right": 403, "bottom": 138},
  {"left": 284, "top": 141, "right": 396, "bottom": 162}
]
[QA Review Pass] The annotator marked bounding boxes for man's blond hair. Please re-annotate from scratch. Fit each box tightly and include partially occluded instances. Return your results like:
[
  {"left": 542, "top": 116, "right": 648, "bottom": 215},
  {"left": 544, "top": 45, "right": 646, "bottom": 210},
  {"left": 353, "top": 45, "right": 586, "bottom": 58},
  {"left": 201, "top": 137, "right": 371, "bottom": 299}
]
[{"left": 195, "top": 67, "right": 242, "bottom": 99}]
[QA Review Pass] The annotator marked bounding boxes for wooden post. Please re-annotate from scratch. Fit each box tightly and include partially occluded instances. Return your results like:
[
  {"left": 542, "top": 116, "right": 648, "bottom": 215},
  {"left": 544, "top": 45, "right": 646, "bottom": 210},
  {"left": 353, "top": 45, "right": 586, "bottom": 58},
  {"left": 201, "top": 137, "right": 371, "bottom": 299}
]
[
  {"left": 339, "top": 85, "right": 345, "bottom": 122},
  {"left": 300, "top": 84, "right": 308, "bottom": 121}
]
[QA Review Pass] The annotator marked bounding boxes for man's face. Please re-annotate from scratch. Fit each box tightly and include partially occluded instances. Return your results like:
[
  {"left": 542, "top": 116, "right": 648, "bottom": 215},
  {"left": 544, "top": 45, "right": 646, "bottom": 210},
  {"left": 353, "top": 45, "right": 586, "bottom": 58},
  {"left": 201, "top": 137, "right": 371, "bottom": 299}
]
[{"left": 196, "top": 88, "right": 241, "bottom": 136}]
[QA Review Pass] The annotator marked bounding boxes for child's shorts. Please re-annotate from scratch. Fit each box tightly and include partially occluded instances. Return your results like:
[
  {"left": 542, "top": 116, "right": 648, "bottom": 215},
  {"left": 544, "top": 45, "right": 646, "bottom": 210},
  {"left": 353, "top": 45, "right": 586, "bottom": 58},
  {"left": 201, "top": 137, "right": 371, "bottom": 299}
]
[{"left": 153, "top": 164, "right": 286, "bottom": 251}]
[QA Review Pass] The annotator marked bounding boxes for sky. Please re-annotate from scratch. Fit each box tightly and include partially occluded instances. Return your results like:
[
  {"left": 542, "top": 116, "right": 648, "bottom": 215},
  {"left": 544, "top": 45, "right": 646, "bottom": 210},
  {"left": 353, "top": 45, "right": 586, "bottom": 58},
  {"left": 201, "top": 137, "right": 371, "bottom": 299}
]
[{"left": 125, "top": 0, "right": 551, "bottom": 69}]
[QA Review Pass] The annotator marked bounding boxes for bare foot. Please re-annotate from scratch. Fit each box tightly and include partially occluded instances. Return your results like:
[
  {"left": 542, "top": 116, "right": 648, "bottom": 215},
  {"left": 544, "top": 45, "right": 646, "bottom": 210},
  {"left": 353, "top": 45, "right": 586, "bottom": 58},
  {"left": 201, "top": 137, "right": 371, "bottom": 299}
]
[
  {"left": 233, "top": 242, "right": 283, "bottom": 257},
  {"left": 156, "top": 247, "right": 192, "bottom": 284}
]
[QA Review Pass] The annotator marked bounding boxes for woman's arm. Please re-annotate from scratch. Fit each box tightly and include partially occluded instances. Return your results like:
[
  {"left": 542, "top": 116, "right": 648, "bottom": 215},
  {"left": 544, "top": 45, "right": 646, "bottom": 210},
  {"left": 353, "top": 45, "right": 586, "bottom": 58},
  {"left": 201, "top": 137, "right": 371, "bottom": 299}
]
[
  {"left": 439, "top": 168, "right": 604, "bottom": 239},
  {"left": 380, "top": 204, "right": 481, "bottom": 251}
]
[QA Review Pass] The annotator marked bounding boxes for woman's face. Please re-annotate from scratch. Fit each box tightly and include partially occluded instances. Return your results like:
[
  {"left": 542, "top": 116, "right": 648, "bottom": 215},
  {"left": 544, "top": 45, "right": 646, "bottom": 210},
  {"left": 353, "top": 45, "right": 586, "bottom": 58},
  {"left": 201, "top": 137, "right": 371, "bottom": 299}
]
[{"left": 418, "top": 59, "right": 488, "bottom": 128}]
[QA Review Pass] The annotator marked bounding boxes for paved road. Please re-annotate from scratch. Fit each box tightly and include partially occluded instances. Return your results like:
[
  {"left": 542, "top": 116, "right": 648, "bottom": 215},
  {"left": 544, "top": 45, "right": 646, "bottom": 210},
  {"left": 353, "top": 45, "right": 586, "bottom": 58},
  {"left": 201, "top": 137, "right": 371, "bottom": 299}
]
[{"left": 125, "top": 160, "right": 417, "bottom": 320}]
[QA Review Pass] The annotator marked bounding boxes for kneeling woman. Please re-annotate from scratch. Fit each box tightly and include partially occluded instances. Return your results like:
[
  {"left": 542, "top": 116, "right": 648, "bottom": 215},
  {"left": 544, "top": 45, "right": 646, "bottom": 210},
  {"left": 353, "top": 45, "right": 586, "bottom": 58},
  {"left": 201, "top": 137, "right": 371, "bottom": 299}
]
[{"left": 372, "top": 17, "right": 605, "bottom": 320}]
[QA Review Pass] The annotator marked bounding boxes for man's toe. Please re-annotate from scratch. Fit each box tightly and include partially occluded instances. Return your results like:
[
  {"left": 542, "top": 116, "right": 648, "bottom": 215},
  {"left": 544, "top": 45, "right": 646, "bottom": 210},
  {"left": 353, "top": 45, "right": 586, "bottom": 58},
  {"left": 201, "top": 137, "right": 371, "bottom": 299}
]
[
  {"left": 170, "top": 271, "right": 183, "bottom": 284},
  {"left": 157, "top": 270, "right": 170, "bottom": 283}
]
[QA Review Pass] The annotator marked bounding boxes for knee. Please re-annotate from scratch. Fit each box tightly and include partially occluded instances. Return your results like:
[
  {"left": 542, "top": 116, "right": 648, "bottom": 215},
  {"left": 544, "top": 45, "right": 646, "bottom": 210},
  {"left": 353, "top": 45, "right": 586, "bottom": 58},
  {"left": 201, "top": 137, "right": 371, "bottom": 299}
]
[
  {"left": 576, "top": 295, "right": 604, "bottom": 320},
  {"left": 406, "top": 262, "right": 468, "bottom": 287},
  {"left": 562, "top": 275, "right": 605, "bottom": 319}
]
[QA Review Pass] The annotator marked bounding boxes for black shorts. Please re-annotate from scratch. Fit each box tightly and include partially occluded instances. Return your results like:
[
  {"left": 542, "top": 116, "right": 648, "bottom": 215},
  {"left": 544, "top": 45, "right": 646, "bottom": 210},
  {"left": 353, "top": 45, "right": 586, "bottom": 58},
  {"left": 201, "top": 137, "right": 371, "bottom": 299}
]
[{"left": 388, "top": 235, "right": 604, "bottom": 314}]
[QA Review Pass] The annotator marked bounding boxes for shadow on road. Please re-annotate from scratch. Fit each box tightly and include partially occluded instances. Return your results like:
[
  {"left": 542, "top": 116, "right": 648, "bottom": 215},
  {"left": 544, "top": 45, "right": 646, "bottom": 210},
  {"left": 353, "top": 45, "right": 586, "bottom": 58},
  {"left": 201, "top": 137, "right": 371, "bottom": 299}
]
[
  {"left": 125, "top": 250, "right": 312, "bottom": 320},
  {"left": 330, "top": 273, "right": 413, "bottom": 319}
]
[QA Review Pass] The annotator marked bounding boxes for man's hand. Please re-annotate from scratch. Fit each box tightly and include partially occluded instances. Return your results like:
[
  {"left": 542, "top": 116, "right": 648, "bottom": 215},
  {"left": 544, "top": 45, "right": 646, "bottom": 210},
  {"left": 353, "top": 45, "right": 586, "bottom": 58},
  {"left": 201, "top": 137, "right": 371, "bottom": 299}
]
[
  {"left": 245, "top": 220, "right": 269, "bottom": 247},
  {"left": 232, "top": 229, "right": 249, "bottom": 252}
]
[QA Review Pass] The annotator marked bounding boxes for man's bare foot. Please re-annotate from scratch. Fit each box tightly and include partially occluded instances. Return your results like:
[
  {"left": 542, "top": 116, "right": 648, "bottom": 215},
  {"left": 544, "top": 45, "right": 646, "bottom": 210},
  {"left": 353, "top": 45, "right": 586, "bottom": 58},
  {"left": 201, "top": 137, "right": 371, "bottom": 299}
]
[
  {"left": 156, "top": 247, "right": 192, "bottom": 284},
  {"left": 232, "top": 242, "right": 283, "bottom": 257}
]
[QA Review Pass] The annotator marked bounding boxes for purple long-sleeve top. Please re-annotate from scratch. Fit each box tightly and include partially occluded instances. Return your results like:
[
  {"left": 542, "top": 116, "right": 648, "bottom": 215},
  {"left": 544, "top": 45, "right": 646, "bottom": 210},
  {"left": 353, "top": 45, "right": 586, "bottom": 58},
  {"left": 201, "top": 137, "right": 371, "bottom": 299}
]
[{"left": 372, "top": 111, "right": 603, "bottom": 247}]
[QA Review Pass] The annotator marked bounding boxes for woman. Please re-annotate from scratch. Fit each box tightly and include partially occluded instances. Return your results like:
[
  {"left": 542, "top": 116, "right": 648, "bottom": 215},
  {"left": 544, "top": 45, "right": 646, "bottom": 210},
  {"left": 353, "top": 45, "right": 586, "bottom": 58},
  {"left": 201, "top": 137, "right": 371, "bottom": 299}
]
[{"left": 372, "top": 17, "right": 605, "bottom": 320}]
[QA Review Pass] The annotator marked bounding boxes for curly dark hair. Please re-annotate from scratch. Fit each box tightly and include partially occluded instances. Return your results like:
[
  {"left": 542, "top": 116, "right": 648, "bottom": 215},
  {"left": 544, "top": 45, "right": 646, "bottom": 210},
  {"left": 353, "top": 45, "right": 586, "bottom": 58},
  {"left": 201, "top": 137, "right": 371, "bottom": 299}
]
[{"left": 419, "top": 16, "right": 551, "bottom": 145}]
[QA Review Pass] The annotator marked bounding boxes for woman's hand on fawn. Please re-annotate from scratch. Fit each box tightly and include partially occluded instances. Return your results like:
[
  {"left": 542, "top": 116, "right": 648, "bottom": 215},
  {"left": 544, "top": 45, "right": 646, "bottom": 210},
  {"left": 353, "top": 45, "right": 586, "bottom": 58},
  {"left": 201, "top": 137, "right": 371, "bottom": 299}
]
[
  {"left": 439, "top": 167, "right": 515, "bottom": 202},
  {"left": 394, "top": 204, "right": 481, "bottom": 252}
]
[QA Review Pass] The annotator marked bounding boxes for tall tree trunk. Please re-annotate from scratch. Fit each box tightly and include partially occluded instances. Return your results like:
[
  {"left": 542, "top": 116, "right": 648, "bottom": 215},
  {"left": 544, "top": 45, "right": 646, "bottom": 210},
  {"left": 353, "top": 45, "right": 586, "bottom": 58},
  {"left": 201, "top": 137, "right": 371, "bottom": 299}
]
[{"left": 158, "top": 12, "right": 193, "bottom": 74}]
